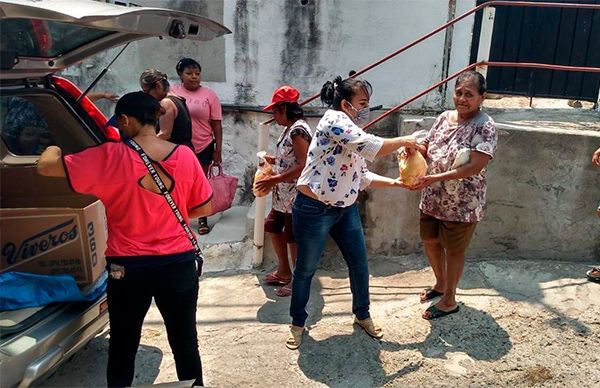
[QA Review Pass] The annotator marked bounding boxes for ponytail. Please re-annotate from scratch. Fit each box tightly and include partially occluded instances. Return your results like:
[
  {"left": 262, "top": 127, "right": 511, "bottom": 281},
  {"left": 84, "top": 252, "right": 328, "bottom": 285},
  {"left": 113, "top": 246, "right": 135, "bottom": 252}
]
[{"left": 319, "top": 75, "right": 372, "bottom": 110}]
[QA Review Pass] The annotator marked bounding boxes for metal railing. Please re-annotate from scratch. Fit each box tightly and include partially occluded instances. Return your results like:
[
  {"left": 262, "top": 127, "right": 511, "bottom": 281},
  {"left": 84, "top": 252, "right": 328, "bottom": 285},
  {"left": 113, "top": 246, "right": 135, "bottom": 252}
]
[
  {"left": 366, "top": 61, "right": 600, "bottom": 129},
  {"left": 261, "top": 1, "right": 600, "bottom": 126}
]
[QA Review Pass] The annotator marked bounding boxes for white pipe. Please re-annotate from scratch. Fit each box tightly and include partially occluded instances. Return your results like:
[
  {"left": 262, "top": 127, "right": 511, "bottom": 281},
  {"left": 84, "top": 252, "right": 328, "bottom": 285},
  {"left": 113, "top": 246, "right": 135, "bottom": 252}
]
[
  {"left": 476, "top": 7, "right": 495, "bottom": 79},
  {"left": 252, "top": 123, "right": 270, "bottom": 268}
]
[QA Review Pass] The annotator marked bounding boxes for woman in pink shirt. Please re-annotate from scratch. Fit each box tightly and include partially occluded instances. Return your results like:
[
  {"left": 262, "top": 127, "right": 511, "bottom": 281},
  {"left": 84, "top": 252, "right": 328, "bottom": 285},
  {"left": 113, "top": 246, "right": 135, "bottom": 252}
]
[
  {"left": 171, "top": 57, "right": 223, "bottom": 235},
  {"left": 38, "top": 92, "right": 212, "bottom": 387}
]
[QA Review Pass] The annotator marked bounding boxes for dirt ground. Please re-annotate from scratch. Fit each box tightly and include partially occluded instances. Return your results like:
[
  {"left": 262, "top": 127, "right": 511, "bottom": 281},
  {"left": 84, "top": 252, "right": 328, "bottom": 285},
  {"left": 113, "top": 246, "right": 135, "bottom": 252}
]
[{"left": 43, "top": 255, "right": 599, "bottom": 387}]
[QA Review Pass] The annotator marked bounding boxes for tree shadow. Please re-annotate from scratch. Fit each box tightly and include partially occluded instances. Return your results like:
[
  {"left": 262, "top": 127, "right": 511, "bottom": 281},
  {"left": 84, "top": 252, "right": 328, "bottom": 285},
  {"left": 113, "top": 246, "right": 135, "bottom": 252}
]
[
  {"left": 42, "top": 330, "right": 163, "bottom": 387},
  {"left": 296, "top": 305, "right": 511, "bottom": 386}
]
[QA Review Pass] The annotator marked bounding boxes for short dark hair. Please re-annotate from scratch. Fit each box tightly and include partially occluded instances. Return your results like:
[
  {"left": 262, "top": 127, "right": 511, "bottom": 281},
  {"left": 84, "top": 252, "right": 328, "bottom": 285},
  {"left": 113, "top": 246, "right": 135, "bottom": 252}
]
[
  {"left": 176, "top": 57, "right": 201, "bottom": 75},
  {"left": 277, "top": 102, "right": 304, "bottom": 122},
  {"left": 320, "top": 75, "right": 373, "bottom": 110},
  {"left": 115, "top": 91, "right": 162, "bottom": 126},
  {"left": 456, "top": 70, "right": 487, "bottom": 95}
]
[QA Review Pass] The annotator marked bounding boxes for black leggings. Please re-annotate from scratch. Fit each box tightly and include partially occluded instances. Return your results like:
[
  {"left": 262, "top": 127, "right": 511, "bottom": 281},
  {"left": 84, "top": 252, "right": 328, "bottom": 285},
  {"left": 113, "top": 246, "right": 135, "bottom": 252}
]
[{"left": 106, "top": 260, "right": 202, "bottom": 387}]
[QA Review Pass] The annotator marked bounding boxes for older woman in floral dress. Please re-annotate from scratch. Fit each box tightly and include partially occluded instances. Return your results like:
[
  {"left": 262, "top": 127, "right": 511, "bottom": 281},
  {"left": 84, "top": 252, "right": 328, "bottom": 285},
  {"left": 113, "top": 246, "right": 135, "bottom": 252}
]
[{"left": 410, "top": 70, "right": 498, "bottom": 320}]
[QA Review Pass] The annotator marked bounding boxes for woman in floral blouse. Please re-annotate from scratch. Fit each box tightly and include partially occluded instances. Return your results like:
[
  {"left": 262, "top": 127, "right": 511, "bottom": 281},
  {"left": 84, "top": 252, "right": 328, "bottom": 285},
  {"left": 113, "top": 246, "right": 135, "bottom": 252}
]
[
  {"left": 410, "top": 70, "right": 498, "bottom": 320},
  {"left": 285, "top": 76, "right": 416, "bottom": 350},
  {"left": 255, "top": 85, "right": 312, "bottom": 297}
]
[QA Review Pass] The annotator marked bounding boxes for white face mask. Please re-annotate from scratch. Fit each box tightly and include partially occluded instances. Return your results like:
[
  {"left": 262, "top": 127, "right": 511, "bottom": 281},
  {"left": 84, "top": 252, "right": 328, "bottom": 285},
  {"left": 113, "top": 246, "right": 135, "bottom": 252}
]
[{"left": 349, "top": 103, "right": 370, "bottom": 127}]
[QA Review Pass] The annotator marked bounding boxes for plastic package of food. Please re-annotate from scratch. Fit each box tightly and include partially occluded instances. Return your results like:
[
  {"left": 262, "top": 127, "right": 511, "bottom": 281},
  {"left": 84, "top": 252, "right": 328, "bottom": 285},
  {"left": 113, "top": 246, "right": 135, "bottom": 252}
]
[
  {"left": 253, "top": 151, "right": 275, "bottom": 197},
  {"left": 398, "top": 148, "right": 428, "bottom": 186}
]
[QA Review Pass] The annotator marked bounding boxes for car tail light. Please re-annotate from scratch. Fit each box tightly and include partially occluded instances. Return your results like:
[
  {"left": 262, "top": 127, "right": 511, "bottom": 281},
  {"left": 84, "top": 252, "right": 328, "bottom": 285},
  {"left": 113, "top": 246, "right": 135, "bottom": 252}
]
[{"left": 51, "top": 76, "right": 120, "bottom": 141}]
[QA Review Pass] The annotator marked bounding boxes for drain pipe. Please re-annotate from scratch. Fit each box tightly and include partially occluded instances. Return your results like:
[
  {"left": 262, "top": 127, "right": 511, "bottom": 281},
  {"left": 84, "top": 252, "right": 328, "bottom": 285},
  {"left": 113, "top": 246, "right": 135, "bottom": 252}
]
[{"left": 252, "top": 123, "right": 270, "bottom": 268}]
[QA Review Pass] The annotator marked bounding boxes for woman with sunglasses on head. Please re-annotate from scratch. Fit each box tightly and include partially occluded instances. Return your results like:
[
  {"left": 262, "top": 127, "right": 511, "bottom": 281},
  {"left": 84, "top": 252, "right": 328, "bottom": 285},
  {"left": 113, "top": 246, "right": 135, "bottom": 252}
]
[
  {"left": 171, "top": 58, "right": 224, "bottom": 235},
  {"left": 286, "top": 76, "right": 417, "bottom": 350},
  {"left": 140, "top": 68, "right": 193, "bottom": 150}
]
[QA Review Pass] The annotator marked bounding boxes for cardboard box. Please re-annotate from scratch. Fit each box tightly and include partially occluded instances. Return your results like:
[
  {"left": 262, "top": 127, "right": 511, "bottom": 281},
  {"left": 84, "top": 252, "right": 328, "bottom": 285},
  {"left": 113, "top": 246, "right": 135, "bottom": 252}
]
[{"left": 1, "top": 167, "right": 107, "bottom": 287}]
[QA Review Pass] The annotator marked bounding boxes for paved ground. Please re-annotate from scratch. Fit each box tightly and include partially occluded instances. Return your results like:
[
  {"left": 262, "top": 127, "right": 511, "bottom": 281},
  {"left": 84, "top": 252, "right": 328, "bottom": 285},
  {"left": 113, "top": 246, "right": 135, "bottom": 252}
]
[{"left": 44, "top": 255, "right": 599, "bottom": 387}]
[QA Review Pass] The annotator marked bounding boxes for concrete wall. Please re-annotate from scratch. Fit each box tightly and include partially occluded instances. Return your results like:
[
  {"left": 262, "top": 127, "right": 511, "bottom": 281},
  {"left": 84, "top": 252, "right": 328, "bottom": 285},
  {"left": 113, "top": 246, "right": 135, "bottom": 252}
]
[
  {"left": 69, "top": 0, "right": 476, "bottom": 111},
  {"left": 77, "top": 1, "right": 600, "bottom": 262}
]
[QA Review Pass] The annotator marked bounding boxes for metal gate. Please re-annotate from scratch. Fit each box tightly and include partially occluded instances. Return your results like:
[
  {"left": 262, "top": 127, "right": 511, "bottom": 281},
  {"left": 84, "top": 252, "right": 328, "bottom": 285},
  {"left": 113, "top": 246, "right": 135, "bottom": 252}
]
[{"left": 470, "top": 0, "right": 600, "bottom": 102}]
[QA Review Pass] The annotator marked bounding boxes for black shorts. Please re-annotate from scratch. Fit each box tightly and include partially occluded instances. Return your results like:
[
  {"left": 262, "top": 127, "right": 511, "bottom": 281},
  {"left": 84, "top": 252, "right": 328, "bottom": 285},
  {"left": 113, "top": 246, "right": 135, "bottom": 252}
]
[
  {"left": 264, "top": 208, "right": 294, "bottom": 243},
  {"left": 196, "top": 140, "right": 215, "bottom": 167}
]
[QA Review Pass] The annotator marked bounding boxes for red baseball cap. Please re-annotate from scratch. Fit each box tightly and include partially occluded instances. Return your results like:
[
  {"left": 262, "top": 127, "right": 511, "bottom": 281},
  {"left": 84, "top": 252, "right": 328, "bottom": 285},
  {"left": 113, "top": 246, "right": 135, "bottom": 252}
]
[{"left": 263, "top": 85, "right": 300, "bottom": 111}]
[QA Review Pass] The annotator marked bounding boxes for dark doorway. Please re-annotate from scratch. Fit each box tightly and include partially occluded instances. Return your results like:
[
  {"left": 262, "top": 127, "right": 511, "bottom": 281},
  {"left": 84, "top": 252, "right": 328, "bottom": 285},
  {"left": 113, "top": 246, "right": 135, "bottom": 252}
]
[{"left": 470, "top": 0, "right": 600, "bottom": 102}]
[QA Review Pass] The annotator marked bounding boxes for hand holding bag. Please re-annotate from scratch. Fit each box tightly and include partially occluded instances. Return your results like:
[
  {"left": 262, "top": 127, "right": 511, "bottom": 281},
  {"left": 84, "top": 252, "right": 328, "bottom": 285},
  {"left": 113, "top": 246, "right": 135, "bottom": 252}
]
[{"left": 207, "top": 164, "right": 238, "bottom": 216}]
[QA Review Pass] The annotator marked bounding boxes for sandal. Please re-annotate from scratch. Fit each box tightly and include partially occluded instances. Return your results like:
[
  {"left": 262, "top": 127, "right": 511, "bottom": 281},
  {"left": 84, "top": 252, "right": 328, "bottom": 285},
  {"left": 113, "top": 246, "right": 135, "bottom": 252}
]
[
  {"left": 285, "top": 325, "right": 305, "bottom": 350},
  {"left": 354, "top": 317, "right": 384, "bottom": 339},
  {"left": 419, "top": 287, "right": 444, "bottom": 303},
  {"left": 587, "top": 267, "right": 600, "bottom": 283},
  {"left": 197, "top": 218, "right": 210, "bottom": 235},
  {"left": 263, "top": 272, "right": 291, "bottom": 285},
  {"left": 422, "top": 304, "right": 460, "bottom": 320},
  {"left": 276, "top": 282, "right": 292, "bottom": 297}
]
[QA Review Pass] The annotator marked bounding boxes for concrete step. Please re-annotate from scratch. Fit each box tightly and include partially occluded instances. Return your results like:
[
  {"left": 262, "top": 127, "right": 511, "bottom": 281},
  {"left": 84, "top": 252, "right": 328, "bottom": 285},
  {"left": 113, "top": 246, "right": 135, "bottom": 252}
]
[{"left": 190, "top": 206, "right": 253, "bottom": 273}]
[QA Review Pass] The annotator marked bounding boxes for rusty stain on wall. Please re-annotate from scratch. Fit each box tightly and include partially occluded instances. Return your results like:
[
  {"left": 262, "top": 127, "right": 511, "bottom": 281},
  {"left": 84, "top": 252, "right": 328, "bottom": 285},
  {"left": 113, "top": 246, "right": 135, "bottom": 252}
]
[
  {"left": 280, "top": 0, "right": 322, "bottom": 89},
  {"left": 233, "top": 0, "right": 258, "bottom": 103}
]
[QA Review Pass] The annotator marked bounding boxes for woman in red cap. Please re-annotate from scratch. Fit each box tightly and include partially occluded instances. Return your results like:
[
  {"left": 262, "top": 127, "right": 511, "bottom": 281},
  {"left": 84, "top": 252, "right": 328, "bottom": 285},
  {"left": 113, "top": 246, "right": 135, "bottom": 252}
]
[{"left": 255, "top": 86, "right": 312, "bottom": 297}]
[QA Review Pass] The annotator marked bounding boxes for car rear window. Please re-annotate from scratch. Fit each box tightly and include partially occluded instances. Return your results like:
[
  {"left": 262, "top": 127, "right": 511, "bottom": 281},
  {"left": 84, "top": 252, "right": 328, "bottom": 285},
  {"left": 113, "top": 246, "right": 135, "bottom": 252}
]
[
  {"left": 0, "top": 19, "right": 112, "bottom": 58},
  {"left": 0, "top": 93, "right": 97, "bottom": 158},
  {"left": 1, "top": 96, "right": 53, "bottom": 155}
]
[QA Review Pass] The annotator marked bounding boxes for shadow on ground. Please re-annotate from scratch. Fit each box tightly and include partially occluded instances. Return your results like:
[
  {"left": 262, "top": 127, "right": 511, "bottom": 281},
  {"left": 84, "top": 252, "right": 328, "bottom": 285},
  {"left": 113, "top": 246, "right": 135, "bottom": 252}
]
[
  {"left": 297, "top": 305, "right": 510, "bottom": 386},
  {"left": 42, "top": 330, "right": 163, "bottom": 387},
  {"left": 256, "top": 272, "right": 324, "bottom": 326}
]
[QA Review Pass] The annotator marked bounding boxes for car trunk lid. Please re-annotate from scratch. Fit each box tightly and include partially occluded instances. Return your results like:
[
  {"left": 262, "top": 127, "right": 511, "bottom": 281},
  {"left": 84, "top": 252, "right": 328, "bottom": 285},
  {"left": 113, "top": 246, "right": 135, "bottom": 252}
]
[{"left": 0, "top": 0, "right": 231, "bottom": 78}]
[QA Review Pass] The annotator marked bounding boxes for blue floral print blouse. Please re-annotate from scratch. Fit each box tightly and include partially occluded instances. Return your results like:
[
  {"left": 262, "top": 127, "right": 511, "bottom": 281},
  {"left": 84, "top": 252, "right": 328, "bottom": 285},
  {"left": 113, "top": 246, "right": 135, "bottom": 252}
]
[{"left": 297, "top": 109, "right": 384, "bottom": 207}]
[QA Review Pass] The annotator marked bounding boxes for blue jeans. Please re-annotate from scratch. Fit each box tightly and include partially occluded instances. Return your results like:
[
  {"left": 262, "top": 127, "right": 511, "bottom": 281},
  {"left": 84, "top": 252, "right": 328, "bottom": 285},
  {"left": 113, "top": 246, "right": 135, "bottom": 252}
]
[{"left": 290, "top": 192, "right": 371, "bottom": 327}]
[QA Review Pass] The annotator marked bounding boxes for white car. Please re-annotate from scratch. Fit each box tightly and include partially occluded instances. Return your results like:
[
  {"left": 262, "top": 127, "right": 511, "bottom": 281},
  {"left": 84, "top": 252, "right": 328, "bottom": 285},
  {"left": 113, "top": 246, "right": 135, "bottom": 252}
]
[{"left": 0, "top": 1, "right": 230, "bottom": 386}]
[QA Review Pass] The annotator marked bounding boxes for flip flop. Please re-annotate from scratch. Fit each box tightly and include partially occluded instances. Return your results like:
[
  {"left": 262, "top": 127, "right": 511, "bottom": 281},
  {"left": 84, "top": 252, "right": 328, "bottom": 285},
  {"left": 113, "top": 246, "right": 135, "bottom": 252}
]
[
  {"left": 422, "top": 304, "right": 460, "bottom": 320},
  {"left": 197, "top": 218, "right": 210, "bottom": 235},
  {"left": 354, "top": 317, "right": 384, "bottom": 339},
  {"left": 587, "top": 267, "right": 600, "bottom": 283},
  {"left": 276, "top": 282, "right": 292, "bottom": 297},
  {"left": 419, "top": 287, "right": 444, "bottom": 303},
  {"left": 285, "top": 326, "right": 305, "bottom": 350},
  {"left": 263, "top": 272, "right": 291, "bottom": 285}
]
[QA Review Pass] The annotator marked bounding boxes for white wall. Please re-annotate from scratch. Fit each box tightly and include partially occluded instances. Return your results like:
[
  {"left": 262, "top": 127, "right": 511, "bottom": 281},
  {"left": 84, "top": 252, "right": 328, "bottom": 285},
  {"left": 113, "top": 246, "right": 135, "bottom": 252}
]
[{"left": 73, "top": 0, "right": 477, "bottom": 112}]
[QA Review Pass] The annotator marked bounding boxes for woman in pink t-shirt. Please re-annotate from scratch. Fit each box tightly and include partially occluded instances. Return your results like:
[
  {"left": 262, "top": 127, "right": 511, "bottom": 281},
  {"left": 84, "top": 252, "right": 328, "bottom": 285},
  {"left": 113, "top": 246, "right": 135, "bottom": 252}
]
[
  {"left": 37, "top": 92, "right": 212, "bottom": 387},
  {"left": 171, "top": 57, "right": 223, "bottom": 235}
]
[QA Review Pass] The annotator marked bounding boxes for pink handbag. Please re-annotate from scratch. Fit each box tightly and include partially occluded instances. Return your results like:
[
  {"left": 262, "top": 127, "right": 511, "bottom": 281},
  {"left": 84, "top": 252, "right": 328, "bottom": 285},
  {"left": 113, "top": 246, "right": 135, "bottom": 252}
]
[{"left": 207, "top": 164, "right": 238, "bottom": 216}]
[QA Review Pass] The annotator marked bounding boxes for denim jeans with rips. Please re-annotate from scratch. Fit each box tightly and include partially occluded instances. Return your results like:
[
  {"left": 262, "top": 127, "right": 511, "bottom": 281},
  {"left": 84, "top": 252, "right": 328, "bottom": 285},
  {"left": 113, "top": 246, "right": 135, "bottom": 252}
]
[{"left": 290, "top": 192, "right": 371, "bottom": 327}]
